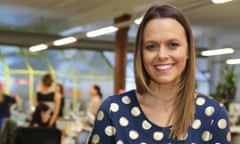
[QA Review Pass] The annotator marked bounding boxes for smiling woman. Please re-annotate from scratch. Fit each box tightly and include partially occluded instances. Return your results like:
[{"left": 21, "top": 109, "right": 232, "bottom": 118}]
[{"left": 88, "top": 5, "right": 231, "bottom": 144}]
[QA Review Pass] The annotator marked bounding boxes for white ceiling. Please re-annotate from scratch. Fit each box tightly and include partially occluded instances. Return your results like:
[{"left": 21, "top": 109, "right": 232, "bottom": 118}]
[{"left": 0, "top": 0, "right": 240, "bottom": 51}]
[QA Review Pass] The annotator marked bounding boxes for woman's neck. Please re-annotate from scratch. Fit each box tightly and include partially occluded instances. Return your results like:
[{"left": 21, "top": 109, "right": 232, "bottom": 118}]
[
  {"left": 41, "top": 86, "right": 52, "bottom": 93},
  {"left": 139, "top": 81, "right": 179, "bottom": 109},
  {"left": 136, "top": 82, "right": 179, "bottom": 127}
]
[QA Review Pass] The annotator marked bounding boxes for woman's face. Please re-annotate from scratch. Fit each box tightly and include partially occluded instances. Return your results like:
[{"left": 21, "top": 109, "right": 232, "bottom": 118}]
[
  {"left": 89, "top": 86, "right": 97, "bottom": 97},
  {"left": 143, "top": 18, "right": 188, "bottom": 85},
  {"left": 41, "top": 109, "right": 51, "bottom": 123}
]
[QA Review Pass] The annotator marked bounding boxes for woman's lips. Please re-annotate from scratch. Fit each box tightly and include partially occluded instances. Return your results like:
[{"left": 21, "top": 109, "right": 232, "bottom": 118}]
[{"left": 155, "top": 64, "right": 174, "bottom": 70}]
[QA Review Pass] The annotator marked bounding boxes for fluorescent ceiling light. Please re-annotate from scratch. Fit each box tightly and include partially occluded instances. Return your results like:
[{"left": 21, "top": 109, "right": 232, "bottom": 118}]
[
  {"left": 86, "top": 26, "right": 118, "bottom": 38},
  {"left": 211, "top": 0, "right": 232, "bottom": 4},
  {"left": 201, "top": 48, "right": 234, "bottom": 56},
  {"left": 29, "top": 44, "right": 48, "bottom": 52},
  {"left": 226, "top": 59, "right": 240, "bottom": 64},
  {"left": 53, "top": 36, "right": 77, "bottom": 46},
  {"left": 134, "top": 17, "right": 143, "bottom": 25}
]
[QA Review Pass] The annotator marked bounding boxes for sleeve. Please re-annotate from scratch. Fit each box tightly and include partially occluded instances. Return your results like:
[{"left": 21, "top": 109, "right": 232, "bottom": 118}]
[
  {"left": 6, "top": 95, "right": 16, "bottom": 104},
  {"left": 88, "top": 98, "right": 115, "bottom": 144},
  {"left": 210, "top": 105, "right": 231, "bottom": 143}
]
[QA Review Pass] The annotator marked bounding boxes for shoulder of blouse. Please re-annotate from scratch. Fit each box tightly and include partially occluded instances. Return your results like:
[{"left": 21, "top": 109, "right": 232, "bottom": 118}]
[
  {"left": 98, "top": 90, "right": 136, "bottom": 112},
  {"left": 195, "top": 93, "right": 228, "bottom": 119},
  {"left": 196, "top": 93, "right": 223, "bottom": 107}
]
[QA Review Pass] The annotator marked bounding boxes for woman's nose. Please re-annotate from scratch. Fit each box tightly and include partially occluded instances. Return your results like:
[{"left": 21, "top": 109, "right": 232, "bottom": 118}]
[{"left": 157, "top": 47, "right": 168, "bottom": 59}]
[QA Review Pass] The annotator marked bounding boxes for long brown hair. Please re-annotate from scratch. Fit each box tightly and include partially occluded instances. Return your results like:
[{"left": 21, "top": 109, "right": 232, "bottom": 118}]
[
  {"left": 134, "top": 5, "right": 196, "bottom": 140},
  {"left": 93, "top": 85, "right": 103, "bottom": 99},
  {"left": 57, "top": 83, "right": 64, "bottom": 96}
]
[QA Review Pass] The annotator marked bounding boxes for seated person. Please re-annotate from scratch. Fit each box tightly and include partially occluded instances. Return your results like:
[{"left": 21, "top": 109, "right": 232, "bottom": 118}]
[{"left": 29, "top": 103, "right": 52, "bottom": 127}]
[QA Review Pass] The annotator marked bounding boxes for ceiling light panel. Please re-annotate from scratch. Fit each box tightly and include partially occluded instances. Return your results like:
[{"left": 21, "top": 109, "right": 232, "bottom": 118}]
[
  {"left": 53, "top": 36, "right": 77, "bottom": 46},
  {"left": 86, "top": 26, "right": 118, "bottom": 38},
  {"left": 201, "top": 48, "right": 234, "bottom": 56},
  {"left": 226, "top": 58, "right": 240, "bottom": 64},
  {"left": 29, "top": 44, "right": 48, "bottom": 52}
]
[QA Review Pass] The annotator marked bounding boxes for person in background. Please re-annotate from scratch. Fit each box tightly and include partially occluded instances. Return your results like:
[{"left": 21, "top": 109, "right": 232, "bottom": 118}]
[
  {"left": 0, "top": 83, "right": 20, "bottom": 129},
  {"left": 77, "top": 85, "right": 103, "bottom": 144},
  {"left": 55, "top": 83, "right": 65, "bottom": 118},
  {"left": 29, "top": 103, "right": 51, "bottom": 127},
  {"left": 88, "top": 5, "right": 231, "bottom": 143},
  {"left": 34, "top": 73, "right": 61, "bottom": 128},
  {"left": 85, "top": 85, "right": 102, "bottom": 117}
]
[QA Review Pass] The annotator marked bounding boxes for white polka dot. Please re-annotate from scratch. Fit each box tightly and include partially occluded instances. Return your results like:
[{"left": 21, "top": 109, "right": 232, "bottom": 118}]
[
  {"left": 204, "top": 106, "right": 215, "bottom": 116},
  {"left": 192, "top": 119, "right": 201, "bottom": 129},
  {"left": 217, "top": 119, "right": 227, "bottom": 129},
  {"left": 196, "top": 97, "right": 206, "bottom": 106},
  {"left": 131, "top": 106, "right": 141, "bottom": 117},
  {"left": 129, "top": 130, "right": 139, "bottom": 140},
  {"left": 142, "top": 120, "right": 152, "bottom": 130},
  {"left": 104, "top": 125, "right": 116, "bottom": 136},
  {"left": 153, "top": 131, "right": 164, "bottom": 141},
  {"left": 97, "top": 110, "right": 104, "bottom": 121},
  {"left": 92, "top": 134, "right": 100, "bottom": 144},
  {"left": 201, "top": 131, "right": 212, "bottom": 142},
  {"left": 119, "top": 117, "right": 129, "bottom": 127},
  {"left": 116, "top": 140, "right": 124, "bottom": 144},
  {"left": 110, "top": 103, "right": 119, "bottom": 112},
  {"left": 122, "top": 96, "right": 131, "bottom": 104}
]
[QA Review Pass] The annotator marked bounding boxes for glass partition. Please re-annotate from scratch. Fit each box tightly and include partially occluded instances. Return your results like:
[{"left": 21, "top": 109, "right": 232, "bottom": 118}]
[
  {"left": 0, "top": 45, "right": 20, "bottom": 54},
  {"left": 103, "top": 51, "right": 115, "bottom": 67},
  {"left": 63, "top": 49, "right": 80, "bottom": 59},
  {"left": 82, "top": 50, "right": 112, "bottom": 75},
  {"left": 6, "top": 54, "right": 27, "bottom": 70},
  {"left": 26, "top": 56, "right": 49, "bottom": 71},
  {"left": 66, "top": 50, "right": 93, "bottom": 74},
  {"left": 9, "top": 74, "right": 29, "bottom": 100},
  {"left": 0, "top": 46, "right": 27, "bottom": 70},
  {"left": 44, "top": 49, "right": 73, "bottom": 73}
]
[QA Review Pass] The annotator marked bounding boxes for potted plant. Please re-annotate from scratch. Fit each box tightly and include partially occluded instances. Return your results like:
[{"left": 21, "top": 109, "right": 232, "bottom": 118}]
[{"left": 213, "top": 65, "right": 238, "bottom": 110}]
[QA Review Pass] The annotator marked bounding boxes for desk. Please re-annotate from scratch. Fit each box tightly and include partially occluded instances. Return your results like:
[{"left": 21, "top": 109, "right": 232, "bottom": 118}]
[
  {"left": 57, "top": 111, "right": 93, "bottom": 144},
  {"left": 56, "top": 118, "right": 78, "bottom": 144}
]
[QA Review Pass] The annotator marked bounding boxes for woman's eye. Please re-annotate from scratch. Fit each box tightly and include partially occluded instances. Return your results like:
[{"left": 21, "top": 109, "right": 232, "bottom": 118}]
[
  {"left": 169, "top": 43, "right": 178, "bottom": 49},
  {"left": 145, "top": 44, "right": 158, "bottom": 50}
]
